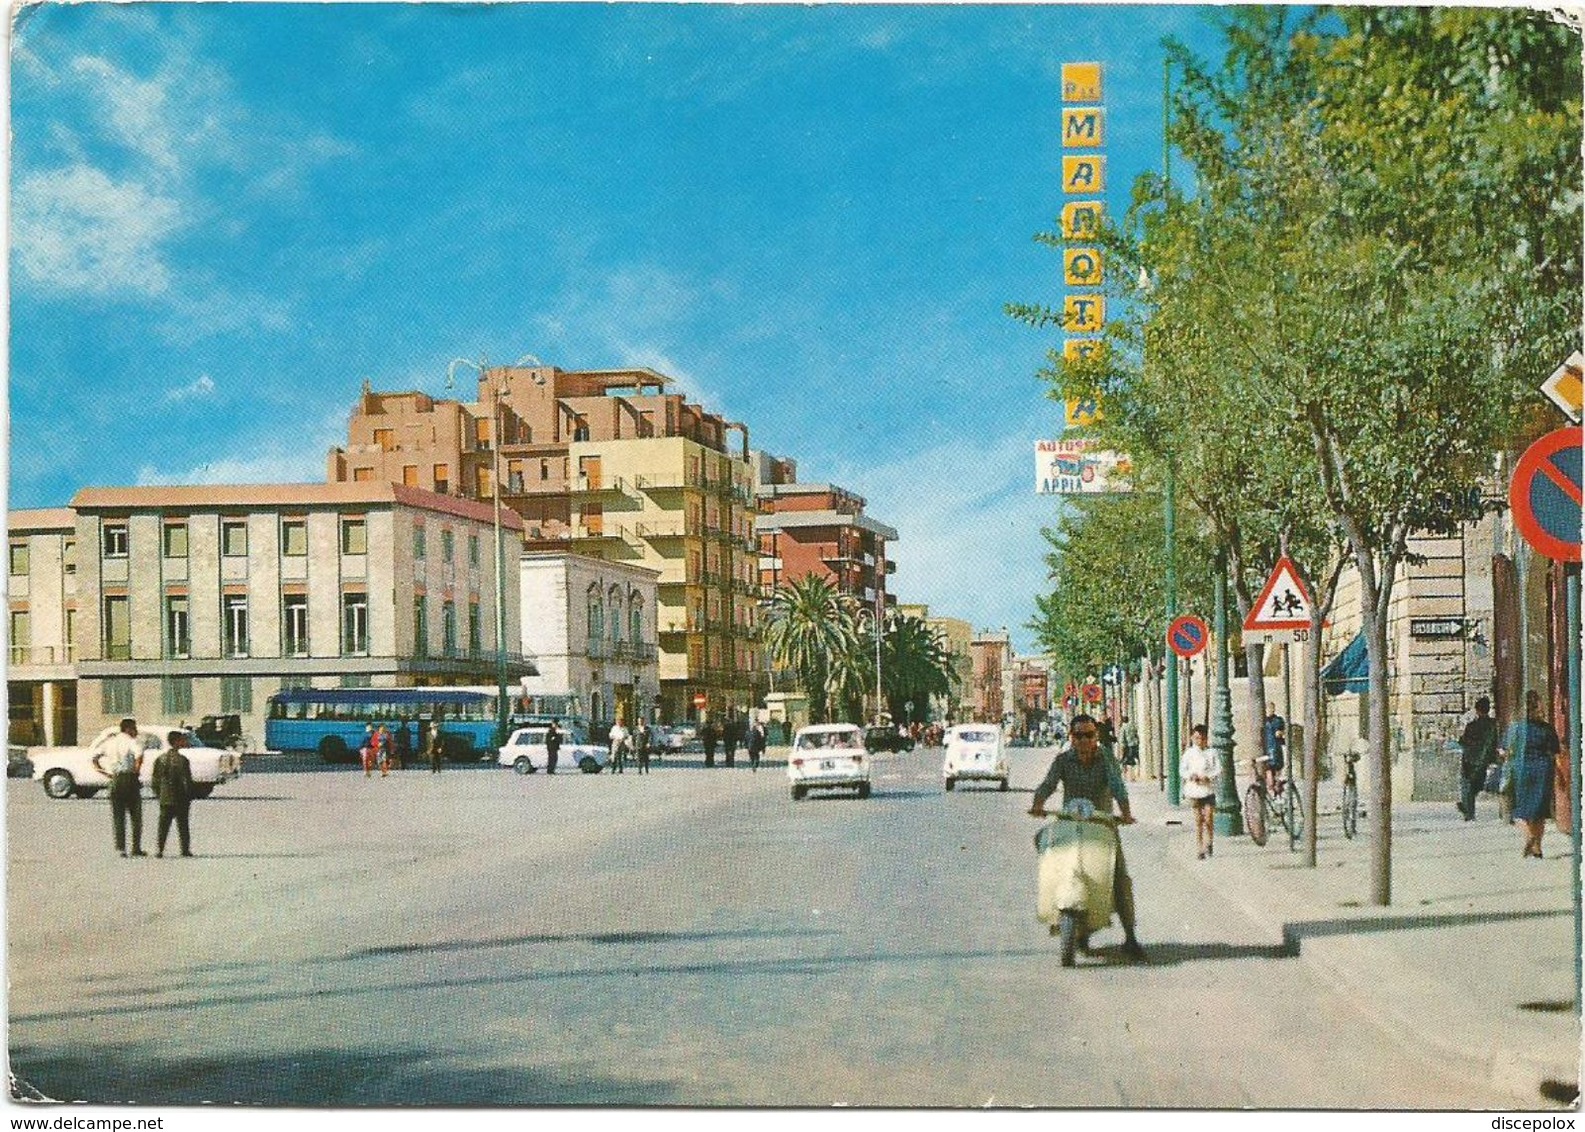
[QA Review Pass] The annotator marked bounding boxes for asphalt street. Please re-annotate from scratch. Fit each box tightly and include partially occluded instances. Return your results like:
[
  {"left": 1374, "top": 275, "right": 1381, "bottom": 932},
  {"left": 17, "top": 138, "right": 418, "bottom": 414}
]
[{"left": 5, "top": 745, "right": 1539, "bottom": 1107}]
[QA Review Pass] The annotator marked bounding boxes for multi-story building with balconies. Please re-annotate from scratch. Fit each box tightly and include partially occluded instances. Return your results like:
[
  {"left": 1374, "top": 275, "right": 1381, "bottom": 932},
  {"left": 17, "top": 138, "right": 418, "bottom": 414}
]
[
  {"left": 52, "top": 482, "right": 528, "bottom": 745},
  {"left": 7, "top": 509, "right": 80, "bottom": 745},
  {"left": 752, "top": 453, "right": 897, "bottom": 613},
  {"left": 328, "top": 363, "right": 760, "bottom": 724}
]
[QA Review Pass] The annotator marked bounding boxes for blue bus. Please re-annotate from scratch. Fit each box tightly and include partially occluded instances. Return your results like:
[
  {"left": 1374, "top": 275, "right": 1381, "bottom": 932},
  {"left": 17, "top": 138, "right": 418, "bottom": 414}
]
[{"left": 264, "top": 687, "right": 583, "bottom": 763}]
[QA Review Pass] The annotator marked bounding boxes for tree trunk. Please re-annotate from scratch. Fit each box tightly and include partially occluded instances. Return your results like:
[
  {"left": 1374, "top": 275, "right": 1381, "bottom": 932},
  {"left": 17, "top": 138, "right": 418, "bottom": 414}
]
[
  {"left": 1356, "top": 551, "right": 1395, "bottom": 907},
  {"left": 1301, "top": 623, "right": 1324, "bottom": 867}
]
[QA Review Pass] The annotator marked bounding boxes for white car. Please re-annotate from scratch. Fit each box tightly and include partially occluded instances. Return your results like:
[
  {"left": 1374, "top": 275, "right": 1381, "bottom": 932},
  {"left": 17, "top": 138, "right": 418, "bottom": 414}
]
[
  {"left": 31, "top": 724, "right": 243, "bottom": 801},
  {"left": 787, "top": 723, "right": 871, "bottom": 801},
  {"left": 497, "top": 723, "right": 609, "bottom": 774},
  {"left": 942, "top": 724, "right": 1010, "bottom": 792}
]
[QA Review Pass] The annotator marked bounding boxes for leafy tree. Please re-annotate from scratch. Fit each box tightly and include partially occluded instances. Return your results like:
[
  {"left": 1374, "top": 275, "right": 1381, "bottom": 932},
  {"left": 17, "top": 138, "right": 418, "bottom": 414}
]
[
  {"left": 880, "top": 612, "right": 959, "bottom": 724},
  {"left": 762, "top": 576, "right": 862, "bottom": 724}
]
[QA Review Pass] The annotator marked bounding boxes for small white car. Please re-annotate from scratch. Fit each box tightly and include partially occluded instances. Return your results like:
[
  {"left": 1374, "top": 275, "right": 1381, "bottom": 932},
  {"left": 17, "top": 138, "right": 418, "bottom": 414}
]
[
  {"left": 31, "top": 724, "right": 242, "bottom": 801},
  {"left": 497, "top": 723, "right": 609, "bottom": 774},
  {"left": 942, "top": 724, "right": 1010, "bottom": 792},
  {"left": 787, "top": 723, "right": 871, "bottom": 801}
]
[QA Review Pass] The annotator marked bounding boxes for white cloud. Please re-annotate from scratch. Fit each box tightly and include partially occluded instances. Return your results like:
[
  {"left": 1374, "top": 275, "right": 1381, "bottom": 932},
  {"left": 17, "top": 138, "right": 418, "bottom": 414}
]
[
  {"left": 164, "top": 374, "right": 217, "bottom": 403},
  {"left": 135, "top": 410, "right": 345, "bottom": 488},
  {"left": 11, "top": 164, "right": 182, "bottom": 297}
]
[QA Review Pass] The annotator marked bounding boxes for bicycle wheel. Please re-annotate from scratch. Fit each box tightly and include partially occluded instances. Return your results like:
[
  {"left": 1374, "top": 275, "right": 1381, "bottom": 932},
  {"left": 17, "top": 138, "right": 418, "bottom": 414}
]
[
  {"left": 1342, "top": 780, "right": 1358, "bottom": 839},
  {"left": 1284, "top": 780, "right": 1303, "bottom": 849},
  {"left": 1244, "top": 783, "right": 1269, "bottom": 846}
]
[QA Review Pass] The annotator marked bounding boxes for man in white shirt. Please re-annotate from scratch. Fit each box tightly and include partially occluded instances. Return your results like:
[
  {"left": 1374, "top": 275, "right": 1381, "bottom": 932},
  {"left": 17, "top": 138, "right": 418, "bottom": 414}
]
[
  {"left": 92, "top": 718, "right": 148, "bottom": 858},
  {"left": 608, "top": 720, "right": 631, "bottom": 775},
  {"left": 1179, "top": 724, "right": 1220, "bottom": 860}
]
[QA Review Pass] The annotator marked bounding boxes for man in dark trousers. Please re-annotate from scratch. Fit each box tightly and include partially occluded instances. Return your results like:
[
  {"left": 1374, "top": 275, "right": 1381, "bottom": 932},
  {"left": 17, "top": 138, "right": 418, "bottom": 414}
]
[
  {"left": 701, "top": 718, "right": 718, "bottom": 768},
  {"left": 427, "top": 720, "right": 445, "bottom": 774},
  {"left": 1458, "top": 696, "right": 1497, "bottom": 820},
  {"left": 747, "top": 719, "right": 767, "bottom": 773},
  {"left": 92, "top": 717, "right": 147, "bottom": 858},
  {"left": 152, "top": 730, "right": 196, "bottom": 857},
  {"left": 545, "top": 719, "right": 563, "bottom": 775},
  {"left": 723, "top": 714, "right": 739, "bottom": 768}
]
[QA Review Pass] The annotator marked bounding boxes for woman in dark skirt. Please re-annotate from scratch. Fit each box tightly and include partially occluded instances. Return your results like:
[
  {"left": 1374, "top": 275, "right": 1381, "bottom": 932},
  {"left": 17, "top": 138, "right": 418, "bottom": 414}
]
[{"left": 1502, "top": 690, "right": 1561, "bottom": 859}]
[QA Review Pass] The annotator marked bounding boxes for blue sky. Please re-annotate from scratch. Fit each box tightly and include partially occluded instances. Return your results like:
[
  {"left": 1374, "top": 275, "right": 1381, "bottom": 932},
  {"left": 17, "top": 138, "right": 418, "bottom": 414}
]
[{"left": 8, "top": 2, "right": 1225, "bottom": 652}]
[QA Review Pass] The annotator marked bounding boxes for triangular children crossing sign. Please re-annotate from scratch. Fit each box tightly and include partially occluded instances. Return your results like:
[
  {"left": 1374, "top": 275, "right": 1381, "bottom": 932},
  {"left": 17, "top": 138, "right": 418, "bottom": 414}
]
[{"left": 1243, "top": 555, "right": 1326, "bottom": 638}]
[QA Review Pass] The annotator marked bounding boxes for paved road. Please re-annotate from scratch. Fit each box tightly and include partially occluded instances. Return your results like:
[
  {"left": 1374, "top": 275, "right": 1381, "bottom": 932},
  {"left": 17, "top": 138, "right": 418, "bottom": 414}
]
[{"left": 7, "top": 746, "right": 1518, "bottom": 1107}]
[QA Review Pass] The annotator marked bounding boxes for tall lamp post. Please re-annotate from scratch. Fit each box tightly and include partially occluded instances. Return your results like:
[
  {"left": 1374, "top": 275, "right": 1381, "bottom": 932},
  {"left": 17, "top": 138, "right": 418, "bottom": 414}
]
[
  {"left": 1210, "top": 548, "right": 1243, "bottom": 836},
  {"left": 448, "top": 353, "right": 540, "bottom": 748}
]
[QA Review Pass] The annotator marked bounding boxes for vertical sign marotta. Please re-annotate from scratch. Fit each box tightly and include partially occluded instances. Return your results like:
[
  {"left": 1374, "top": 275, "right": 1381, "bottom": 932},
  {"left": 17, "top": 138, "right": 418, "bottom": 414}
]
[{"left": 1060, "top": 60, "right": 1105, "bottom": 431}]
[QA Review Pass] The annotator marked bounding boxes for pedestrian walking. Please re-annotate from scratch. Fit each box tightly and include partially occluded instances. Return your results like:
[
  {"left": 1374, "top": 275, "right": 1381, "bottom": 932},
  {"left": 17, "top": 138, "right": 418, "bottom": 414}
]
[
  {"left": 427, "top": 721, "right": 445, "bottom": 773},
  {"left": 1260, "top": 702, "right": 1287, "bottom": 796},
  {"left": 152, "top": 730, "right": 196, "bottom": 858},
  {"left": 609, "top": 719, "right": 630, "bottom": 774},
  {"left": 723, "top": 715, "right": 739, "bottom": 768},
  {"left": 1501, "top": 690, "right": 1561, "bottom": 859},
  {"left": 633, "top": 720, "right": 652, "bottom": 775},
  {"left": 1120, "top": 714, "right": 1140, "bottom": 780},
  {"left": 545, "top": 719, "right": 562, "bottom": 775},
  {"left": 701, "top": 719, "right": 718, "bottom": 768},
  {"left": 394, "top": 721, "right": 413, "bottom": 771},
  {"left": 361, "top": 724, "right": 377, "bottom": 777},
  {"left": 1179, "top": 724, "right": 1219, "bottom": 860},
  {"left": 93, "top": 718, "right": 147, "bottom": 858},
  {"left": 376, "top": 724, "right": 394, "bottom": 777},
  {"left": 1457, "top": 696, "right": 1498, "bottom": 821},
  {"left": 747, "top": 719, "right": 767, "bottom": 773},
  {"left": 1097, "top": 716, "right": 1117, "bottom": 761}
]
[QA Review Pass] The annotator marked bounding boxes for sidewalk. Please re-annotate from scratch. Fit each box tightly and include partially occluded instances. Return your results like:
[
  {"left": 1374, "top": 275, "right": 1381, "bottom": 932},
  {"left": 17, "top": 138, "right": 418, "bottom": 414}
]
[{"left": 1131, "top": 778, "right": 1581, "bottom": 1109}]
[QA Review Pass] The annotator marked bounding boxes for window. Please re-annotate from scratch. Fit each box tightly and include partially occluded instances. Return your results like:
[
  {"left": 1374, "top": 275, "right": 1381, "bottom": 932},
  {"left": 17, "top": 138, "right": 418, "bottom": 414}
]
[
  {"left": 63, "top": 540, "right": 76, "bottom": 575},
  {"left": 340, "top": 673, "right": 372, "bottom": 688},
  {"left": 468, "top": 603, "right": 482, "bottom": 656},
  {"left": 352, "top": 467, "right": 374, "bottom": 482},
  {"left": 341, "top": 517, "right": 367, "bottom": 556},
  {"left": 630, "top": 604, "right": 643, "bottom": 647},
  {"left": 162, "top": 676, "right": 193, "bottom": 716},
  {"left": 166, "top": 596, "right": 191, "bottom": 658},
  {"left": 103, "top": 595, "right": 131, "bottom": 660},
  {"left": 413, "top": 526, "right": 426, "bottom": 559},
  {"left": 8, "top": 543, "right": 28, "bottom": 576},
  {"left": 9, "top": 610, "right": 29, "bottom": 663},
  {"left": 102, "top": 678, "right": 133, "bottom": 715},
  {"left": 540, "top": 459, "right": 549, "bottom": 481},
  {"left": 65, "top": 608, "right": 76, "bottom": 661},
  {"left": 477, "top": 466, "right": 493, "bottom": 498},
  {"left": 469, "top": 534, "right": 480, "bottom": 568},
  {"left": 283, "top": 594, "right": 309, "bottom": 656},
  {"left": 413, "top": 596, "right": 428, "bottom": 658},
  {"left": 402, "top": 465, "right": 418, "bottom": 487},
  {"left": 441, "top": 530, "right": 454, "bottom": 562},
  {"left": 223, "top": 595, "right": 249, "bottom": 657},
  {"left": 222, "top": 521, "right": 248, "bottom": 557},
  {"left": 373, "top": 428, "right": 395, "bottom": 451},
  {"left": 221, "top": 676, "right": 252, "bottom": 713},
  {"left": 282, "top": 520, "right": 308, "bottom": 557},
  {"left": 163, "top": 524, "right": 189, "bottom": 559},
  {"left": 475, "top": 418, "right": 492, "bottom": 449},
  {"left": 433, "top": 466, "right": 449, "bottom": 495},
  {"left": 442, "top": 601, "right": 457, "bottom": 656},
  {"left": 103, "top": 525, "right": 129, "bottom": 558},
  {"left": 587, "top": 593, "right": 604, "bottom": 645},
  {"left": 343, "top": 592, "right": 369, "bottom": 655}
]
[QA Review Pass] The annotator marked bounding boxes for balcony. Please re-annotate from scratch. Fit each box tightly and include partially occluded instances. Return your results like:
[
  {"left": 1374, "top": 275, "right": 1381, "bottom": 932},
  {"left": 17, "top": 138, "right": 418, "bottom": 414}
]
[
  {"left": 635, "top": 518, "right": 700, "bottom": 540},
  {"left": 9, "top": 644, "right": 75, "bottom": 666},
  {"left": 658, "top": 616, "right": 702, "bottom": 635},
  {"left": 634, "top": 473, "right": 702, "bottom": 494},
  {"left": 571, "top": 474, "right": 633, "bottom": 498}
]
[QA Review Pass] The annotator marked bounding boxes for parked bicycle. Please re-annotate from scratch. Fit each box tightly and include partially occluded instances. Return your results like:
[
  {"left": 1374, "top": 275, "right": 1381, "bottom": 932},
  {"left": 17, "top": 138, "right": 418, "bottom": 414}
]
[
  {"left": 1340, "top": 750, "right": 1361, "bottom": 839},
  {"left": 1244, "top": 760, "right": 1303, "bottom": 850}
]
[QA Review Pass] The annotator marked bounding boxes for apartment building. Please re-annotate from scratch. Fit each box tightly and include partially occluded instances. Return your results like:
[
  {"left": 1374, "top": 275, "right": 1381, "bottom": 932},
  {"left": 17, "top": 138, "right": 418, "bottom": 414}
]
[
  {"left": 54, "top": 482, "right": 528, "bottom": 745},
  {"left": 753, "top": 453, "right": 897, "bottom": 612},
  {"left": 7, "top": 509, "right": 79, "bottom": 745},
  {"left": 969, "top": 630, "right": 1013, "bottom": 725},
  {"left": 328, "top": 363, "right": 760, "bottom": 723},
  {"left": 519, "top": 551, "right": 661, "bottom": 729}
]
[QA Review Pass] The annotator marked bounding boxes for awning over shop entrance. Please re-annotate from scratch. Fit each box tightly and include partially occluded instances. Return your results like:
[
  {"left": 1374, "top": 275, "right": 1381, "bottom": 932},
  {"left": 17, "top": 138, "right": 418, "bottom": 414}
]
[{"left": 1321, "top": 631, "right": 1369, "bottom": 695}]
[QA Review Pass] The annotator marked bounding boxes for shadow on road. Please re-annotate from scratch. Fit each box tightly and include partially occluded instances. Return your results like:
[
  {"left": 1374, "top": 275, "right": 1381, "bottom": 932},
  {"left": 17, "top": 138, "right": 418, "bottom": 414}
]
[
  {"left": 1282, "top": 907, "right": 1568, "bottom": 948},
  {"left": 8, "top": 1043, "right": 678, "bottom": 1106}
]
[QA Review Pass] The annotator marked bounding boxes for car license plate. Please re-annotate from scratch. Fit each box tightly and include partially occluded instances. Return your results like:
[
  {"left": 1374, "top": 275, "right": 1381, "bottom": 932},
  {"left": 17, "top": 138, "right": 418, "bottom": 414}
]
[{"left": 821, "top": 759, "right": 834, "bottom": 771}]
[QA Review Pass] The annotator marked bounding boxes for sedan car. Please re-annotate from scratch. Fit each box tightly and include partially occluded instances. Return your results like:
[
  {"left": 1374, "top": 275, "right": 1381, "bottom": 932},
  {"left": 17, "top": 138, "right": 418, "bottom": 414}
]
[
  {"left": 787, "top": 723, "right": 871, "bottom": 800},
  {"left": 863, "top": 724, "right": 915, "bottom": 754},
  {"left": 31, "top": 724, "right": 243, "bottom": 800},
  {"left": 942, "top": 724, "right": 1010, "bottom": 792},
  {"left": 497, "top": 723, "right": 609, "bottom": 774}
]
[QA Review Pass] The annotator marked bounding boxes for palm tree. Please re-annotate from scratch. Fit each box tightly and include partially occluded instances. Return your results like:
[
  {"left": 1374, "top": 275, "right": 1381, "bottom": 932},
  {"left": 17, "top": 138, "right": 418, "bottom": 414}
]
[
  {"left": 763, "top": 576, "right": 863, "bottom": 723},
  {"left": 881, "top": 612, "right": 958, "bottom": 724}
]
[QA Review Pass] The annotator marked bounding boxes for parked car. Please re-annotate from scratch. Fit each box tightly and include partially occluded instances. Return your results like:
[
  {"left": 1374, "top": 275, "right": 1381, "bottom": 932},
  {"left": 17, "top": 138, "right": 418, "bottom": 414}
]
[
  {"left": 8, "top": 744, "right": 34, "bottom": 779},
  {"left": 863, "top": 724, "right": 915, "bottom": 754},
  {"left": 497, "top": 722, "right": 609, "bottom": 774},
  {"left": 193, "top": 713, "right": 246, "bottom": 752},
  {"left": 942, "top": 724, "right": 1010, "bottom": 792},
  {"left": 31, "top": 724, "right": 243, "bottom": 801},
  {"left": 787, "top": 723, "right": 871, "bottom": 801}
]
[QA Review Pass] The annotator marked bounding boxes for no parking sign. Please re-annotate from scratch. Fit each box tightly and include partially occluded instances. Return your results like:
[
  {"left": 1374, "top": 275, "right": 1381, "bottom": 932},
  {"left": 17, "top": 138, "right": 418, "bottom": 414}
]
[{"left": 1510, "top": 426, "right": 1583, "bottom": 563}]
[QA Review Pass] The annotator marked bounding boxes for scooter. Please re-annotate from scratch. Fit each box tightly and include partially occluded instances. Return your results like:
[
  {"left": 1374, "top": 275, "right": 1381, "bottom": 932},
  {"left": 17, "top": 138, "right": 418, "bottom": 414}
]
[{"left": 1032, "top": 798, "right": 1118, "bottom": 967}]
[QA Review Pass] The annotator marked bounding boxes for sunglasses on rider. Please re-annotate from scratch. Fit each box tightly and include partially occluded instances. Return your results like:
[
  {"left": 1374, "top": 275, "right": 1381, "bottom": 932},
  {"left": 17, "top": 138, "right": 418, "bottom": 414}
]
[{"left": 1071, "top": 729, "right": 1099, "bottom": 739}]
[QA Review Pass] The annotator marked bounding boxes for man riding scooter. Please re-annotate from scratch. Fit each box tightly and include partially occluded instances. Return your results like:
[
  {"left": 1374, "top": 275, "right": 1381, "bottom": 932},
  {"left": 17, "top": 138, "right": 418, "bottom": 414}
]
[{"left": 1028, "top": 713, "right": 1147, "bottom": 962}]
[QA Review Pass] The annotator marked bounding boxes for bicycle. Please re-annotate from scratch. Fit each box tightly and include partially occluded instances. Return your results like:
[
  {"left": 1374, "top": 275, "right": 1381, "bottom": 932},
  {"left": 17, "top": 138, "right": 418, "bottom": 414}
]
[
  {"left": 1244, "top": 759, "right": 1303, "bottom": 850},
  {"left": 1340, "top": 750, "right": 1361, "bottom": 839}
]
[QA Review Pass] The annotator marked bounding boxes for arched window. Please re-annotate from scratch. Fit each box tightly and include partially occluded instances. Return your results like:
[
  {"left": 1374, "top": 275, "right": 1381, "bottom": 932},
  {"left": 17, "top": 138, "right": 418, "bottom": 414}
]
[
  {"left": 608, "top": 586, "right": 623, "bottom": 642},
  {"left": 629, "top": 597, "right": 643, "bottom": 647}
]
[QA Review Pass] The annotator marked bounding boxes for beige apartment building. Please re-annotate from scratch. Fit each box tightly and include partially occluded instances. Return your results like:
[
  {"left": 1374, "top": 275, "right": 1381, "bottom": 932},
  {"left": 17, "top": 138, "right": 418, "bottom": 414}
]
[
  {"left": 7, "top": 509, "right": 79, "bottom": 745},
  {"left": 14, "top": 483, "right": 529, "bottom": 747},
  {"left": 328, "top": 363, "right": 760, "bottom": 723}
]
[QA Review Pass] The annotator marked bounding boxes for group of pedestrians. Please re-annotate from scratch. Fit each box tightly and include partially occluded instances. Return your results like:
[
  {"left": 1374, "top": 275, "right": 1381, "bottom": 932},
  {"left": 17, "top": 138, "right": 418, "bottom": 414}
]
[
  {"left": 359, "top": 722, "right": 419, "bottom": 777},
  {"left": 604, "top": 717, "right": 769, "bottom": 773},
  {"left": 1458, "top": 690, "right": 1563, "bottom": 859},
  {"left": 92, "top": 717, "right": 197, "bottom": 859}
]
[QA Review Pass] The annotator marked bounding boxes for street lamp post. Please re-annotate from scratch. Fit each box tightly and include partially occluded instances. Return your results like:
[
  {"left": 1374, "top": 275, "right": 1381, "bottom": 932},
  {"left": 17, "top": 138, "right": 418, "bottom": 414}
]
[{"left": 1211, "top": 549, "right": 1243, "bottom": 836}]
